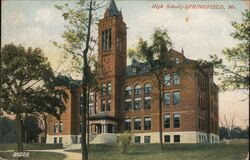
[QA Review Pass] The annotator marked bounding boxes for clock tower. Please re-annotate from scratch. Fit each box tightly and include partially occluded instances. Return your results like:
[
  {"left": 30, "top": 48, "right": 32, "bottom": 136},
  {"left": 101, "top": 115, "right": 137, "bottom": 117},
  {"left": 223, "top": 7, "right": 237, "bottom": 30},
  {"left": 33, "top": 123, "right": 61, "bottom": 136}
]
[{"left": 97, "top": 0, "right": 127, "bottom": 120}]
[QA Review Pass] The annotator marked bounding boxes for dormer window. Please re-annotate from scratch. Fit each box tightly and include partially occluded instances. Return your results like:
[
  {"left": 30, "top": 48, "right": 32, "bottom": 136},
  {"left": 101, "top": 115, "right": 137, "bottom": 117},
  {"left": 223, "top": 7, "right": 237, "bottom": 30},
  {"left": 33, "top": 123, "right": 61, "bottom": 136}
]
[
  {"left": 175, "top": 57, "right": 180, "bottom": 64},
  {"left": 132, "top": 67, "right": 137, "bottom": 73},
  {"left": 145, "top": 64, "right": 151, "bottom": 70}
]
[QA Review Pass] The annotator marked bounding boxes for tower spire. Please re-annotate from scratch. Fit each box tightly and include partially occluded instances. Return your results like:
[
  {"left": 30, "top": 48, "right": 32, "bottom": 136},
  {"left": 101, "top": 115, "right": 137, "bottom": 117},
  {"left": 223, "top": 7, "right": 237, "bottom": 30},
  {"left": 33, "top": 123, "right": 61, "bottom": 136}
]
[{"left": 108, "top": 0, "right": 120, "bottom": 16}]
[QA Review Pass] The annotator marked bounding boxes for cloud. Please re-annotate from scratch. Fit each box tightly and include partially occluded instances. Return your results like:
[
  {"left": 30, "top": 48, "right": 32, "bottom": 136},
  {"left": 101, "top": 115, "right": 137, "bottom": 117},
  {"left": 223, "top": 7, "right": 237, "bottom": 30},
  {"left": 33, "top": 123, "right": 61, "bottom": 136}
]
[
  {"left": 126, "top": 5, "right": 239, "bottom": 60},
  {"left": 4, "top": 11, "right": 27, "bottom": 25},
  {"left": 35, "top": 7, "right": 63, "bottom": 26}
]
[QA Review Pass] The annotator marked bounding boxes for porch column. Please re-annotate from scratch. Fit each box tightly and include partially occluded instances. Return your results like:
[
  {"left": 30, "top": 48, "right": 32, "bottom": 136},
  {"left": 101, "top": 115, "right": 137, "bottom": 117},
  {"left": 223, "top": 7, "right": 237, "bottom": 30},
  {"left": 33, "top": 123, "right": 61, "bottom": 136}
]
[
  {"left": 95, "top": 125, "right": 98, "bottom": 134},
  {"left": 101, "top": 124, "right": 104, "bottom": 133},
  {"left": 104, "top": 124, "right": 108, "bottom": 133},
  {"left": 112, "top": 125, "right": 115, "bottom": 133}
]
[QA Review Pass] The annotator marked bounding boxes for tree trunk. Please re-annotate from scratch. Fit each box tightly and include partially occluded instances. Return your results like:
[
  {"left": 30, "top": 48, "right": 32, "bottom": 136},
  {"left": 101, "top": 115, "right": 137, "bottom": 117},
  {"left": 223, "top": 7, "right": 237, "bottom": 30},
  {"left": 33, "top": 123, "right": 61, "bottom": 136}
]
[
  {"left": 16, "top": 112, "right": 23, "bottom": 152},
  {"left": 87, "top": 87, "right": 90, "bottom": 149},
  {"left": 81, "top": 84, "right": 88, "bottom": 160},
  {"left": 44, "top": 114, "right": 48, "bottom": 143},
  {"left": 81, "top": 1, "right": 93, "bottom": 160},
  {"left": 158, "top": 82, "right": 163, "bottom": 150}
]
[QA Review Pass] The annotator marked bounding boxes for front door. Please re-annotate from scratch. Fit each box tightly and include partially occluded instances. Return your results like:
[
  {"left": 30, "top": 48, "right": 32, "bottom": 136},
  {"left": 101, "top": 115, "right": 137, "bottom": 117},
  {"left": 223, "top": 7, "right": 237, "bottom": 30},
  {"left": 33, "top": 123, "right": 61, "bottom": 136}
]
[{"left": 107, "top": 124, "right": 113, "bottom": 133}]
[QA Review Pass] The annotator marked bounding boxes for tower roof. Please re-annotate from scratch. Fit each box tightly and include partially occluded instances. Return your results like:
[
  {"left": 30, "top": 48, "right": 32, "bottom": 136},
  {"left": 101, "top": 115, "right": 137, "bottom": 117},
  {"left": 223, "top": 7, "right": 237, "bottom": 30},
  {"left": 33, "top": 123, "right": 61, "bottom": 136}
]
[{"left": 108, "top": 0, "right": 120, "bottom": 16}]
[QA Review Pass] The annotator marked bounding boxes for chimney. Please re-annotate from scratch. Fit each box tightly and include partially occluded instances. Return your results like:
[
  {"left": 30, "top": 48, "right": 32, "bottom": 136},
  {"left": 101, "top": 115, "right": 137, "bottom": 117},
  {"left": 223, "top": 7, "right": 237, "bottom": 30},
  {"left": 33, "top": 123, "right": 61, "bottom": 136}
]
[{"left": 181, "top": 48, "right": 184, "bottom": 54}]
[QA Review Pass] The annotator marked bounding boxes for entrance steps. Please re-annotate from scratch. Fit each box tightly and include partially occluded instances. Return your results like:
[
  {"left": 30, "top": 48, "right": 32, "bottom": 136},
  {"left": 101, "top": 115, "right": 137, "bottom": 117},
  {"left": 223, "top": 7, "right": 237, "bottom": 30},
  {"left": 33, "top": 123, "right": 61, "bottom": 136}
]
[
  {"left": 64, "top": 143, "right": 81, "bottom": 150},
  {"left": 90, "top": 133, "right": 117, "bottom": 144},
  {"left": 64, "top": 133, "right": 117, "bottom": 150}
]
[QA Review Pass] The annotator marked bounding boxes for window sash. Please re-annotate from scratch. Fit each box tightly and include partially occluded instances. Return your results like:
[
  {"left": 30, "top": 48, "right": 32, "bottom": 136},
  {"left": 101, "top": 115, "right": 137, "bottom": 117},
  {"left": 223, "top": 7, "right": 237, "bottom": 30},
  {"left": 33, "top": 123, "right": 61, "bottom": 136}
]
[
  {"left": 173, "top": 91, "right": 180, "bottom": 105},
  {"left": 144, "top": 136, "right": 151, "bottom": 143},
  {"left": 144, "top": 99, "right": 151, "bottom": 109},
  {"left": 174, "top": 135, "right": 180, "bottom": 142},
  {"left": 164, "top": 74, "right": 170, "bottom": 86},
  {"left": 134, "top": 119, "right": 141, "bottom": 130},
  {"left": 134, "top": 136, "right": 140, "bottom": 143},
  {"left": 134, "top": 100, "right": 141, "bottom": 110},
  {"left": 164, "top": 135, "right": 170, "bottom": 143},
  {"left": 164, "top": 92, "right": 170, "bottom": 106},
  {"left": 144, "top": 118, "right": 151, "bottom": 130},
  {"left": 164, "top": 115, "right": 170, "bottom": 128},
  {"left": 135, "top": 88, "right": 142, "bottom": 95},
  {"left": 173, "top": 114, "right": 180, "bottom": 128},
  {"left": 174, "top": 73, "right": 180, "bottom": 85}
]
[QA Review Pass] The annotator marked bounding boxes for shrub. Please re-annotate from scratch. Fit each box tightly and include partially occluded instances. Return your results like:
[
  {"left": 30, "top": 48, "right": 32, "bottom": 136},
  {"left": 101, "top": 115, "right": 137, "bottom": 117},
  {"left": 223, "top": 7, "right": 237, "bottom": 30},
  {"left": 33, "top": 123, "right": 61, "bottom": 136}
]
[{"left": 117, "top": 131, "right": 132, "bottom": 154}]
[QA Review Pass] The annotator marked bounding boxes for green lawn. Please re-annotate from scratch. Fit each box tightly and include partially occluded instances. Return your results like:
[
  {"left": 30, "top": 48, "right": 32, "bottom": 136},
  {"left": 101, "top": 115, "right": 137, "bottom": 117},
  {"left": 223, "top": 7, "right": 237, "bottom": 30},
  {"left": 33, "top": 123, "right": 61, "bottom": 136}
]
[
  {"left": 0, "top": 143, "right": 63, "bottom": 151},
  {"left": 0, "top": 151, "right": 66, "bottom": 160},
  {"left": 0, "top": 141, "right": 248, "bottom": 160},
  {"left": 69, "top": 142, "right": 249, "bottom": 160}
]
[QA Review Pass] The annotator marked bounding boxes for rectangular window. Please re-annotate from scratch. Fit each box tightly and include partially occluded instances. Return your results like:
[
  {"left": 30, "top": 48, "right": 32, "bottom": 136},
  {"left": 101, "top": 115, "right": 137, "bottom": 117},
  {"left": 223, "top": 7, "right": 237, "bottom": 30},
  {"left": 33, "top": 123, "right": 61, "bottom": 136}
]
[
  {"left": 89, "top": 92, "right": 94, "bottom": 102},
  {"left": 134, "top": 136, "right": 140, "bottom": 143},
  {"left": 125, "top": 119, "right": 131, "bottom": 131},
  {"left": 59, "top": 137, "right": 63, "bottom": 144},
  {"left": 107, "top": 82, "right": 112, "bottom": 95},
  {"left": 134, "top": 98, "right": 141, "bottom": 110},
  {"left": 144, "top": 97, "right": 151, "bottom": 109},
  {"left": 101, "top": 83, "right": 106, "bottom": 95},
  {"left": 108, "top": 29, "right": 112, "bottom": 49},
  {"left": 80, "top": 121, "right": 82, "bottom": 133},
  {"left": 107, "top": 99, "right": 111, "bottom": 111},
  {"left": 54, "top": 137, "right": 57, "bottom": 144},
  {"left": 173, "top": 113, "right": 180, "bottom": 128},
  {"left": 54, "top": 122, "right": 58, "bottom": 133},
  {"left": 144, "top": 117, "right": 151, "bottom": 130},
  {"left": 125, "top": 99, "right": 131, "bottom": 111},
  {"left": 164, "top": 74, "right": 170, "bottom": 86},
  {"left": 101, "top": 100, "right": 105, "bottom": 111},
  {"left": 164, "top": 92, "right": 170, "bottom": 106},
  {"left": 102, "top": 31, "right": 105, "bottom": 50},
  {"left": 164, "top": 114, "right": 170, "bottom": 128},
  {"left": 144, "top": 136, "right": 151, "bottom": 143},
  {"left": 173, "top": 73, "right": 180, "bottom": 85},
  {"left": 164, "top": 135, "right": 170, "bottom": 143},
  {"left": 89, "top": 104, "right": 94, "bottom": 115},
  {"left": 105, "top": 30, "right": 108, "bottom": 50},
  {"left": 134, "top": 118, "right": 141, "bottom": 130},
  {"left": 59, "top": 122, "right": 63, "bottom": 133},
  {"left": 174, "top": 135, "right": 180, "bottom": 143},
  {"left": 173, "top": 91, "right": 180, "bottom": 105}
]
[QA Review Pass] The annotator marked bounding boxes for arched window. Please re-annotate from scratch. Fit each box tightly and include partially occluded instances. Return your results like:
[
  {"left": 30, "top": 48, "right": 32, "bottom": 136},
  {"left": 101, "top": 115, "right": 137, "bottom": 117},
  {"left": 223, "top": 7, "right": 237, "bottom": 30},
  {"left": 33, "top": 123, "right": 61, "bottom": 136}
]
[
  {"left": 144, "top": 83, "right": 151, "bottom": 94},
  {"left": 134, "top": 85, "right": 141, "bottom": 96},
  {"left": 125, "top": 86, "right": 132, "bottom": 97}
]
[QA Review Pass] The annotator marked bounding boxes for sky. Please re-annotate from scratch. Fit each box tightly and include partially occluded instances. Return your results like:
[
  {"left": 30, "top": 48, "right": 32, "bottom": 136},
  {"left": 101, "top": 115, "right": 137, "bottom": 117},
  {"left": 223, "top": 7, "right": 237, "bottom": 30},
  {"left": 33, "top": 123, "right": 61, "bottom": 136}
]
[{"left": 1, "top": 0, "right": 249, "bottom": 128}]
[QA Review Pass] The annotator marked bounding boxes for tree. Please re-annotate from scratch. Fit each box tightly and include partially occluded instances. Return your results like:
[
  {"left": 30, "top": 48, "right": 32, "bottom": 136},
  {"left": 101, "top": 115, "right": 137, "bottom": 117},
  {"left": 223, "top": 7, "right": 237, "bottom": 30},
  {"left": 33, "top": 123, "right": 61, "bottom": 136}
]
[
  {"left": 36, "top": 75, "right": 80, "bottom": 143},
  {"left": 128, "top": 28, "right": 174, "bottom": 150},
  {"left": 210, "top": 10, "right": 249, "bottom": 93},
  {"left": 0, "top": 117, "right": 16, "bottom": 143},
  {"left": 220, "top": 114, "right": 237, "bottom": 140},
  {"left": 54, "top": 1, "right": 106, "bottom": 159},
  {"left": 0, "top": 44, "right": 67, "bottom": 152},
  {"left": 22, "top": 115, "right": 42, "bottom": 143}
]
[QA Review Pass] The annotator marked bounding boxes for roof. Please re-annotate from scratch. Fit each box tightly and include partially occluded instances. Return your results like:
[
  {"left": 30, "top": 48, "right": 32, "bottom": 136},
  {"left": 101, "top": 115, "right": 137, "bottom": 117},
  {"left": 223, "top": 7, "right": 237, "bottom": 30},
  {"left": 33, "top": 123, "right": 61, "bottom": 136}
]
[
  {"left": 108, "top": 0, "right": 120, "bottom": 16},
  {"left": 89, "top": 113, "right": 121, "bottom": 121},
  {"left": 126, "top": 49, "right": 193, "bottom": 77}
]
